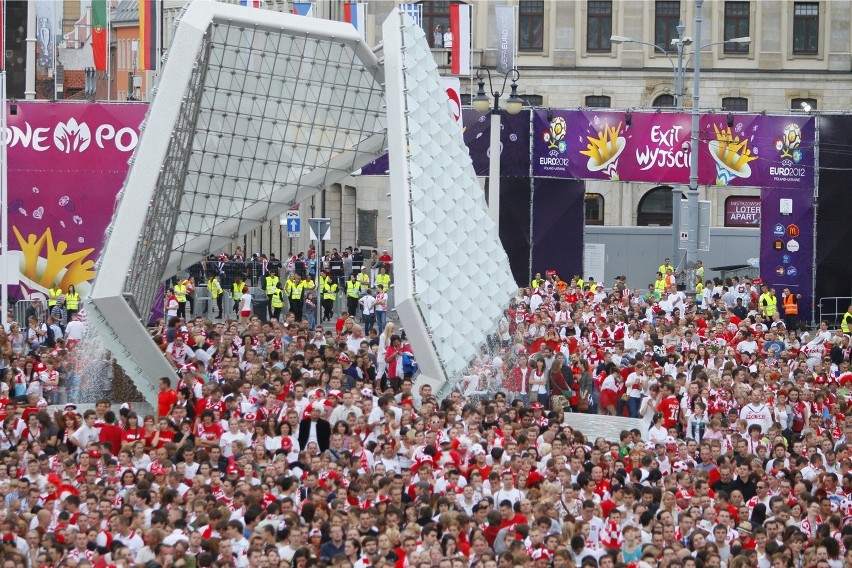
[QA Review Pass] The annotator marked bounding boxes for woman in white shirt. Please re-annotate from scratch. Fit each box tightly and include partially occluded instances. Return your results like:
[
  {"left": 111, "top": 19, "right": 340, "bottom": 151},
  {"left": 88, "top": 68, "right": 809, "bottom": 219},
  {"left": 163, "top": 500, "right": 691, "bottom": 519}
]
[
  {"left": 647, "top": 412, "right": 668, "bottom": 446},
  {"left": 239, "top": 286, "right": 252, "bottom": 326}
]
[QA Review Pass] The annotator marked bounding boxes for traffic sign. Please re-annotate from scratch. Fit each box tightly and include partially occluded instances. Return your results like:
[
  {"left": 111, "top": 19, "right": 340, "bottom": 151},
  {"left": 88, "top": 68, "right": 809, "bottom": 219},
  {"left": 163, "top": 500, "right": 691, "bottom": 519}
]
[
  {"left": 285, "top": 210, "right": 300, "bottom": 237},
  {"left": 309, "top": 218, "right": 332, "bottom": 241}
]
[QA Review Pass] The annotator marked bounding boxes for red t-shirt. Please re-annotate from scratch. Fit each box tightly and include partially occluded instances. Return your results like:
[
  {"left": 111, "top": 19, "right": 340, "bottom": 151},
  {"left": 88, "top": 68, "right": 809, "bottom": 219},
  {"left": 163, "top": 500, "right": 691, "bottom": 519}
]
[
  {"left": 659, "top": 396, "right": 680, "bottom": 428},
  {"left": 158, "top": 389, "right": 178, "bottom": 418}
]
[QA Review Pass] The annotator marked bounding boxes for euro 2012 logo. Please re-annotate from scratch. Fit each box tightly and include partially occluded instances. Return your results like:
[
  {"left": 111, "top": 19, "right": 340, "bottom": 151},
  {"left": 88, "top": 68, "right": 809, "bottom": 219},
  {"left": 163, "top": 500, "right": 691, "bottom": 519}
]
[
  {"left": 543, "top": 116, "right": 568, "bottom": 153},
  {"left": 775, "top": 123, "right": 802, "bottom": 163}
]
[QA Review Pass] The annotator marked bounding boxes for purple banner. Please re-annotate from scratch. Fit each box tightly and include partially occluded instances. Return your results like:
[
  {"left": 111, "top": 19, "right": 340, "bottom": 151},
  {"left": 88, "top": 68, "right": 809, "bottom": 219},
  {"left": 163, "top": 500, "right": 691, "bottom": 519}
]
[
  {"left": 532, "top": 110, "right": 815, "bottom": 190},
  {"left": 699, "top": 114, "right": 814, "bottom": 189},
  {"left": 360, "top": 109, "right": 530, "bottom": 177},
  {"left": 533, "top": 109, "right": 692, "bottom": 182},
  {"left": 7, "top": 102, "right": 147, "bottom": 300},
  {"left": 760, "top": 188, "right": 813, "bottom": 322}
]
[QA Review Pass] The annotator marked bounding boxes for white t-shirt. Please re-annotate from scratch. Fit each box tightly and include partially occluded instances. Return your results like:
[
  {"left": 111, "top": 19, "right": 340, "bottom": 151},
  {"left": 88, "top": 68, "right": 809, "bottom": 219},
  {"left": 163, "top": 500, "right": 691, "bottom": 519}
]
[{"left": 239, "top": 293, "right": 252, "bottom": 313}]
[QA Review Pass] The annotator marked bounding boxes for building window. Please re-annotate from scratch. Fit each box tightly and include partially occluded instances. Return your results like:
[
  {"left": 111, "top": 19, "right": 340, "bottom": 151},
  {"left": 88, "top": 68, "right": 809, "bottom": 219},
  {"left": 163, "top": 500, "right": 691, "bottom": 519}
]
[
  {"left": 655, "top": 1, "right": 681, "bottom": 52},
  {"left": 638, "top": 186, "right": 682, "bottom": 226},
  {"left": 793, "top": 2, "right": 819, "bottom": 54},
  {"left": 587, "top": 1, "right": 612, "bottom": 53},
  {"left": 357, "top": 209, "right": 378, "bottom": 248},
  {"left": 519, "top": 1, "right": 544, "bottom": 51},
  {"left": 421, "top": 1, "right": 468, "bottom": 48},
  {"left": 652, "top": 94, "right": 676, "bottom": 108},
  {"left": 521, "top": 94, "right": 544, "bottom": 106},
  {"left": 585, "top": 193, "right": 605, "bottom": 225},
  {"left": 791, "top": 97, "right": 817, "bottom": 111},
  {"left": 723, "top": 1, "right": 750, "bottom": 53},
  {"left": 722, "top": 97, "right": 749, "bottom": 111},
  {"left": 585, "top": 95, "right": 611, "bottom": 108}
]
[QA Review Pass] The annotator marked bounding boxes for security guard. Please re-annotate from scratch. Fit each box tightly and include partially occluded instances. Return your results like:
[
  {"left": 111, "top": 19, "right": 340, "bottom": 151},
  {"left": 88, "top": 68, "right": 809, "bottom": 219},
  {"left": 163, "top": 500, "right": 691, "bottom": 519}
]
[
  {"left": 531, "top": 273, "right": 545, "bottom": 289},
  {"left": 48, "top": 284, "right": 62, "bottom": 309},
  {"left": 265, "top": 271, "right": 280, "bottom": 319},
  {"left": 356, "top": 267, "right": 371, "bottom": 291},
  {"left": 345, "top": 273, "right": 361, "bottom": 317},
  {"left": 270, "top": 282, "right": 285, "bottom": 321},
  {"left": 841, "top": 305, "right": 852, "bottom": 334},
  {"left": 653, "top": 272, "right": 667, "bottom": 299},
  {"left": 658, "top": 258, "right": 674, "bottom": 276},
  {"left": 65, "top": 285, "right": 80, "bottom": 319},
  {"left": 286, "top": 274, "right": 306, "bottom": 321},
  {"left": 695, "top": 260, "right": 705, "bottom": 284},
  {"left": 207, "top": 273, "right": 224, "bottom": 319},
  {"left": 375, "top": 267, "right": 391, "bottom": 293},
  {"left": 174, "top": 279, "right": 188, "bottom": 319},
  {"left": 232, "top": 276, "right": 244, "bottom": 316},
  {"left": 320, "top": 271, "right": 338, "bottom": 322},
  {"left": 759, "top": 285, "right": 778, "bottom": 318},
  {"left": 781, "top": 288, "right": 800, "bottom": 331}
]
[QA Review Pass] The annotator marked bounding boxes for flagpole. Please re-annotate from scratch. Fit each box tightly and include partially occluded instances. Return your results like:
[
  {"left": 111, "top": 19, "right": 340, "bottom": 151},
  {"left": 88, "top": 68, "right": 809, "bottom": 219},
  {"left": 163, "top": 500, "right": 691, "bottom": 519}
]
[
  {"left": 1, "top": 0, "right": 8, "bottom": 329},
  {"left": 106, "top": 0, "right": 110, "bottom": 101},
  {"left": 1, "top": 70, "right": 7, "bottom": 330}
]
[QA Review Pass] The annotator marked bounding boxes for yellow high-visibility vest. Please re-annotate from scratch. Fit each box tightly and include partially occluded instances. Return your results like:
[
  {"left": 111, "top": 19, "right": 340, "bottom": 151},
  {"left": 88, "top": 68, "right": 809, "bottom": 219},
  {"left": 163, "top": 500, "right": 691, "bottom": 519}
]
[
  {"left": 287, "top": 281, "right": 305, "bottom": 300},
  {"left": 270, "top": 288, "right": 284, "bottom": 308},
  {"left": 346, "top": 280, "right": 361, "bottom": 298},
  {"left": 208, "top": 277, "right": 222, "bottom": 299},
  {"left": 66, "top": 292, "right": 79, "bottom": 310},
  {"left": 265, "top": 275, "right": 280, "bottom": 295},
  {"left": 174, "top": 283, "right": 187, "bottom": 302},
  {"left": 48, "top": 288, "right": 62, "bottom": 307},
  {"left": 376, "top": 273, "right": 391, "bottom": 290}
]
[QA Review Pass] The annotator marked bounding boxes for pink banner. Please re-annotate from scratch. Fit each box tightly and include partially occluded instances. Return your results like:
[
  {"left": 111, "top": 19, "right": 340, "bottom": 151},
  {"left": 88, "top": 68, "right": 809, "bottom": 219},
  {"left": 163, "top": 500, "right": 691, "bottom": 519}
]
[{"left": 7, "top": 102, "right": 147, "bottom": 300}]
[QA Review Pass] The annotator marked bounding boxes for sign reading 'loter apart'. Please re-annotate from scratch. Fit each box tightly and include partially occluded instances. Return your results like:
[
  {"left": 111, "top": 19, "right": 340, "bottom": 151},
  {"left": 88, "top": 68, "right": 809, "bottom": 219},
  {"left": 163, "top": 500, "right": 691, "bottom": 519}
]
[{"left": 725, "top": 197, "right": 761, "bottom": 227}]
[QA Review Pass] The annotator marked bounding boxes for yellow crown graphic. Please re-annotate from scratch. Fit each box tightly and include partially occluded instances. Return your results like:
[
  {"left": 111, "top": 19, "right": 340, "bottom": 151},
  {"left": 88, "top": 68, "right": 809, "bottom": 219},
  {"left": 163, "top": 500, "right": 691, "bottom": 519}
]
[
  {"left": 712, "top": 124, "right": 758, "bottom": 171},
  {"left": 580, "top": 122, "right": 623, "bottom": 165},
  {"left": 13, "top": 226, "right": 96, "bottom": 289}
]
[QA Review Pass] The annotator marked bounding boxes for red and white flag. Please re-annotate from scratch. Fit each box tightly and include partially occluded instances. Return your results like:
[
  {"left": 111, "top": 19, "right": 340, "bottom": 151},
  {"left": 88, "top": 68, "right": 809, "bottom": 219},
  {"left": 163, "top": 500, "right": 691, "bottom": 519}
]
[{"left": 449, "top": 3, "right": 470, "bottom": 76}]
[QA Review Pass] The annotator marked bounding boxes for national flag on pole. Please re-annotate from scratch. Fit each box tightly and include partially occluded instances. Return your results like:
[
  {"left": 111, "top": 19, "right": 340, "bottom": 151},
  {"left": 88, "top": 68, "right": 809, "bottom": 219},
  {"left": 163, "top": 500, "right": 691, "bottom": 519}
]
[
  {"left": 138, "top": 0, "right": 157, "bottom": 70},
  {"left": 240, "top": 0, "right": 263, "bottom": 6},
  {"left": 344, "top": 3, "right": 367, "bottom": 40},
  {"left": 399, "top": 3, "right": 421, "bottom": 27},
  {"left": 91, "top": 0, "right": 107, "bottom": 71},
  {"left": 449, "top": 3, "right": 470, "bottom": 75},
  {"left": 293, "top": 2, "right": 314, "bottom": 16}
]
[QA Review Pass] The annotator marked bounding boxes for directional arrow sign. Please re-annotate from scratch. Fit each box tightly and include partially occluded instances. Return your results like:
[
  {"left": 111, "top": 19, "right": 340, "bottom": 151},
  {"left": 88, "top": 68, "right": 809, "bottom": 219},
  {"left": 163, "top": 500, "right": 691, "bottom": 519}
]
[
  {"left": 309, "top": 218, "right": 332, "bottom": 241},
  {"left": 285, "top": 210, "right": 300, "bottom": 237}
]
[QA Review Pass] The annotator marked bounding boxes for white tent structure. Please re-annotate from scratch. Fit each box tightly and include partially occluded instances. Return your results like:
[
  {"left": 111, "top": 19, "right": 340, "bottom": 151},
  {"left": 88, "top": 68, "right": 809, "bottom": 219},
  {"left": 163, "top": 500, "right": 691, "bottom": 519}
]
[{"left": 88, "top": 1, "right": 514, "bottom": 406}]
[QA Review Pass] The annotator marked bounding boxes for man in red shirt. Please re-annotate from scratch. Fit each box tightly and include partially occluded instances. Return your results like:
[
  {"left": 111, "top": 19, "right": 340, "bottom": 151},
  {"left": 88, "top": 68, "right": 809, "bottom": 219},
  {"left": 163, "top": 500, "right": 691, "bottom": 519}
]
[
  {"left": 158, "top": 377, "right": 178, "bottom": 418},
  {"left": 659, "top": 382, "right": 680, "bottom": 429},
  {"left": 378, "top": 249, "right": 393, "bottom": 273}
]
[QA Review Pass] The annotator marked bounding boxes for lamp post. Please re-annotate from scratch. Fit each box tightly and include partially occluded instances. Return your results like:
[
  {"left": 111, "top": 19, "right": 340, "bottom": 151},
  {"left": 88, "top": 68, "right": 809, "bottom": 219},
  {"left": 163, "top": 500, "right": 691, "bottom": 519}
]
[
  {"left": 612, "top": 10, "right": 750, "bottom": 294},
  {"left": 472, "top": 67, "right": 523, "bottom": 230}
]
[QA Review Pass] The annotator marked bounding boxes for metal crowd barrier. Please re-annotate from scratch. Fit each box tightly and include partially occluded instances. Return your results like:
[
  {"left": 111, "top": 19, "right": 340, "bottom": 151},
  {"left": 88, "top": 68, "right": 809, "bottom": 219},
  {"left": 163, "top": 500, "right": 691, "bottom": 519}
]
[
  {"left": 819, "top": 296, "right": 852, "bottom": 328},
  {"left": 186, "top": 283, "right": 396, "bottom": 326}
]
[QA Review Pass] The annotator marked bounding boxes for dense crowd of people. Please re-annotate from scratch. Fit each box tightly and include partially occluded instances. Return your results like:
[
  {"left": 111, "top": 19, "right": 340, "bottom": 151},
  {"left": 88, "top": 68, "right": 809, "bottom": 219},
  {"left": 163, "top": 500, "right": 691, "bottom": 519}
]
[{"left": 0, "top": 251, "right": 849, "bottom": 568}]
